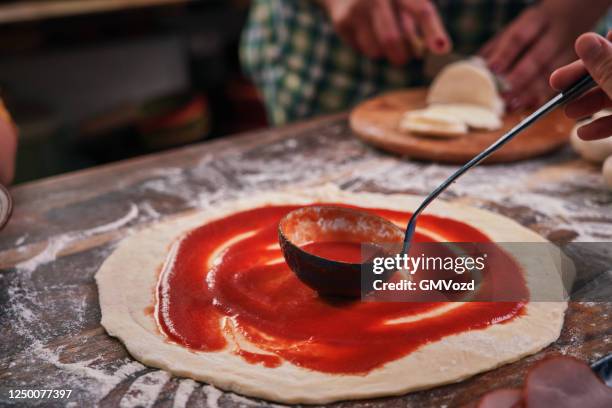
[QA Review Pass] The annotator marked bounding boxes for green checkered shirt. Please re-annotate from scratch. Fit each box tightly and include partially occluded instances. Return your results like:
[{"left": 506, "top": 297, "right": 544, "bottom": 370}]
[{"left": 240, "top": 0, "right": 536, "bottom": 125}]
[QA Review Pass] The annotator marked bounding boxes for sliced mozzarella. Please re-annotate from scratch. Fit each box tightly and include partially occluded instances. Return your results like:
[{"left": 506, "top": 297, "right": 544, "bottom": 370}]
[
  {"left": 399, "top": 109, "right": 468, "bottom": 138},
  {"left": 426, "top": 103, "right": 502, "bottom": 131},
  {"left": 427, "top": 58, "right": 505, "bottom": 116}
]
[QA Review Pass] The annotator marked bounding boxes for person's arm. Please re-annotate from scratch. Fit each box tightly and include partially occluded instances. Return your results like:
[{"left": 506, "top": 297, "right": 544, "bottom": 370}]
[
  {"left": 550, "top": 31, "right": 612, "bottom": 141},
  {"left": 0, "top": 99, "right": 17, "bottom": 185},
  {"left": 319, "top": 0, "right": 451, "bottom": 66},
  {"left": 480, "top": 0, "right": 610, "bottom": 111}
]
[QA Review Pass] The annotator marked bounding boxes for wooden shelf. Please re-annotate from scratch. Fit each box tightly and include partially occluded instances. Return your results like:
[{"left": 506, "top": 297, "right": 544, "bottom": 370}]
[{"left": 0, "top": 0, "right": 192, "bottom": 25}]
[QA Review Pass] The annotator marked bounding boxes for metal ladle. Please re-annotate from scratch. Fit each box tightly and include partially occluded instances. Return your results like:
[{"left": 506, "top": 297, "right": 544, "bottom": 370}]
[
  {"left": 279, "top": 74, "right": 595, "bottom": 297},
  {"left": 278, "top": 206, "right": 404, "bottom": 297}
]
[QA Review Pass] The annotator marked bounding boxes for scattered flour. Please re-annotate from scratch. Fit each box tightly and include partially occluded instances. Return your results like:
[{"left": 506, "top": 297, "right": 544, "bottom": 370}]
[
  {"left": 31, "top": 340, "right": 145, "bottom": 397},
  {"left": 140, "top": 201, "right": 162, "bottom": 220},
  {"left": 173, "top": 379, "right": 198, "bottom": 408},
  {"left": 344, "top": 151, "right": 612, "bottom": 242},
  {"left": 3, "top": 123, "right": 610, "bottom": 407},
  {"left": 203, "top": 385, "right": 224, "bottom": 408},
  {"left": 14, "top": 203, "right": 139, "bottom": 274},
  {"left": 119, "top": 370, "right": 171, "bottom": 408}
]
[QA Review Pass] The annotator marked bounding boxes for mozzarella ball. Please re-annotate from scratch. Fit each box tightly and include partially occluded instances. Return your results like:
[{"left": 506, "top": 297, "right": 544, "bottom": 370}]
[{"left": 570, "top": 111, "right": 612, "bottom": 163}]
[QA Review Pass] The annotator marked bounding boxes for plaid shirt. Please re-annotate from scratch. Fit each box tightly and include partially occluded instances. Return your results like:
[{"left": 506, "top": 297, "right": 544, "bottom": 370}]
[{"left": 240, "top": 0, "right": 536, "bottom": 125}]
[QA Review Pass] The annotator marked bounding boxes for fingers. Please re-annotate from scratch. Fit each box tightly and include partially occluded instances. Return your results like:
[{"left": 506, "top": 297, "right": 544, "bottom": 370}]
[
  {"left": 486, "top": 8, "right": 547, "bottom": 74},
  {"left": 575, "top": 32, "right": 612, "bottom": 99},
  {"left": 577, "top": 113, "right": 612, "bottom": 140},
  {"left": 372, "top": 0, "right": 408, "bottom": 65},
  {"left": 505, "top": 49, "right": 571, "bottom": 112},
  {"left": 549, "top": 30, "right": 612, "bottom": 135},
  {"left": 354, "top": 21, "right": 382, "bottom": 58},
  {"left": 506, "top": 77, "right": 553, "bottom": 111},
  {"left": 326, "top": 0, "right": 451, "bottom": 65},
  {"left": 550, "top": 60, "right": 587, "bottom": 91},
  {"left": 398, "top": 0, "right": 451, "bottom": 55},
  {"left": 399, "top": 10, "right": 424, "bottom": 58},
  {"left": 479, "top": 35, "right": 499, "bottom": 59},
  {"left": 565, "top": 87, "right": 612, "bottom": 119},
  {"left": 325, "top": 0, "right": 451, "bottom": 65},
  {"left": 332, "top": 7, "right": 360, "bottom": 52},
  {"left": 505, "top": 33, "right": 558, "bottom": 93}
]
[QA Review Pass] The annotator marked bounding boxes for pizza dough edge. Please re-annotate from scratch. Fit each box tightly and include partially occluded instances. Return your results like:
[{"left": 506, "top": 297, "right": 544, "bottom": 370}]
[{"left": 96, "top": 187, "right": 567, "bottom": 404}]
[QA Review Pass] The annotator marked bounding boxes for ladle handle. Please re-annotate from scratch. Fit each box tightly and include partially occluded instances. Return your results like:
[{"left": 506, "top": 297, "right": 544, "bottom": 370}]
[{"left": 401, "top": 73, "right": 596, "bottom": 255}]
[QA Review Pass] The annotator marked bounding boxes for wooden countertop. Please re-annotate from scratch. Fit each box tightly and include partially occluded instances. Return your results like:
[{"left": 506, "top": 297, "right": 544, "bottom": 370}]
[{"left": 0, "top": 114, "right": 611, "bottom": 407}]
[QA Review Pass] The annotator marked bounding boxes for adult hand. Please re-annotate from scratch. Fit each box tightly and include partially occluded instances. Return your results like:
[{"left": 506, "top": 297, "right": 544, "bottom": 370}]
[
  {"left": 480, "top": 0, "right": 609, "bottom": 111},
  {"left": 320, "top": 0, "right": 451, "bottom": 66},
  {"left": 550, "top": 31, "right": 612, "bottom": 141}
]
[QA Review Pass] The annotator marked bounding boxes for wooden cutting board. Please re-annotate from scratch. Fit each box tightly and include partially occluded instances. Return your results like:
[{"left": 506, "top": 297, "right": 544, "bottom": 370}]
[{"left": 350, "top": 89, "right": 575, "bottom": 164}]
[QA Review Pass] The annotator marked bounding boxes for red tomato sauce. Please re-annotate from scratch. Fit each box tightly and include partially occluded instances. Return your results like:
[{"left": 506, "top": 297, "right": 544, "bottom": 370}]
[{"left": 156, "top": 204, "right": 527, "bottom": 374}]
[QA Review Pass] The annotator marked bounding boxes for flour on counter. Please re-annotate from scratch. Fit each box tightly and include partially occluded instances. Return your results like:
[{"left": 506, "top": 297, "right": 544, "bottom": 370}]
[
  {"left": 3, "top": 121, "right": 610, "bottom": 407},
  {"left": 203, "top": 385, "right": 224, "bottom": 408},
  {"left": 14, "top": 203, "right": 139, "bottom": 275},
  {"left": 173, "top": 379, "right": 198, "bottom": 408},
  {"left": 119, "top": 370, "right": 171, "bottom": 408},
  {"left": 343, "top": 149, "right": 612, "bottom": 242}
]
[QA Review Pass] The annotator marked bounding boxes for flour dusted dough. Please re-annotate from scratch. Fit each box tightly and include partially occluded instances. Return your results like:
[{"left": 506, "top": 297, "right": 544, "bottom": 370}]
[
  {"left": 96, "top": 188, "right": 567, "bottom": 404},
  {"left": 428, "top": 58, "right": 505, "bottom": 116}
]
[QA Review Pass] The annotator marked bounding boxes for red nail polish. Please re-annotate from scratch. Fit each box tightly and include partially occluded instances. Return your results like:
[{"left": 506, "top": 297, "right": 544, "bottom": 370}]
[{"left": 435, "top": 38, "right": 446, "bottom": 50}]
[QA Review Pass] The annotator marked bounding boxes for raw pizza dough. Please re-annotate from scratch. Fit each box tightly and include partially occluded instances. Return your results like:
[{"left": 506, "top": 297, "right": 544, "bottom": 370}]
[{"left": 96, "top": 188, "right": 567, "bottom": 404}]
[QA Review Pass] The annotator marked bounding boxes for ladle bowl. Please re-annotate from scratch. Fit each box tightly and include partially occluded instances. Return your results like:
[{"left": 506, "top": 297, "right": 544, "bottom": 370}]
[{"left": 278, "top": 206, "right": 403, "bottom": 297}]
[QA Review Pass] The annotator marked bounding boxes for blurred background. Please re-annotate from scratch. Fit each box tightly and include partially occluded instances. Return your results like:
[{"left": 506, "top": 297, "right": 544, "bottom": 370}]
[{"left": 0, "top": 0, "right": 268, "bottom": 184}]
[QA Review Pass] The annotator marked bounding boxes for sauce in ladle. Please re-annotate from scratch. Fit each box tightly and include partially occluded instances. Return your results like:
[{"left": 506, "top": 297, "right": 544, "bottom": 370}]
[
  {"left": 300, "top": 241, "right": 364, "bottom": 264},
  {"left": 278, "top": 206, "right": 404, "bottom": 297}
]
